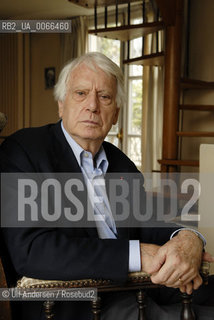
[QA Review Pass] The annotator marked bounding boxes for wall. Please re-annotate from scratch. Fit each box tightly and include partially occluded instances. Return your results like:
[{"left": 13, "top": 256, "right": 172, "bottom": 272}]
[
  {"left": 181, "top": 0, "right": 214, "bottom": 164},
  {"left": 0, "top": 33, "right": 61, "bottom": 139},
  {"left": 199, "top": 144, "right": 214, "bottom": 273},
  {"left": 29, "top": 33, "right": 60, "bottom": 127},
  {"left": 0, "top": 34, "right": 24, "bottom": 138},
  {"left": 181, "top": 0, "right": 214, "bottom": 271}
]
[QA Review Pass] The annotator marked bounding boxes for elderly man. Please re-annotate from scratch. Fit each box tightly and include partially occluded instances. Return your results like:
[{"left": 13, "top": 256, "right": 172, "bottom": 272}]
[{"left": 1, "top": 52, "right": 214, "bottom": 320}]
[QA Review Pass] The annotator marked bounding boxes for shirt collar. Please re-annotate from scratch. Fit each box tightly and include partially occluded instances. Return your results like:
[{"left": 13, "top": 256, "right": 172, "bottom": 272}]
[{"left": 61, "top": 121, "right": 109, "bottom": 174}]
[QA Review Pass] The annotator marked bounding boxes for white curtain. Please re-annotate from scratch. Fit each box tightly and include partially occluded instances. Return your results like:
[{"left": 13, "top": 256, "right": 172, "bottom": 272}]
[
  {"left": 60, "top": 16, "right": 88, "bottom": 67},
  {"left": 142, "top": 65, "right": 164, "bottom": 172},
  {"left": 141, "top": 30, "right": 164, "bottom": 173}
]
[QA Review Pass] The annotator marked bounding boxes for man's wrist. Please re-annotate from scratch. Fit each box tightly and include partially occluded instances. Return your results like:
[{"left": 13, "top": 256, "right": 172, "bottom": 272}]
[{"left": 170, "top": 228, "right": 206, "bottom": 247}]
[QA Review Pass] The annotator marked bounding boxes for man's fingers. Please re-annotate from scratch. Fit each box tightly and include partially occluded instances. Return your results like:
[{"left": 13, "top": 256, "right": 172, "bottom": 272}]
[
  {"left": 180, "top": 276, "right": 202, "bottom": 295},
  {"left": 203, "top": 251, "right": 214, "bottom": 263},
  {"left": 179, "top": 283, "right": 193, "bottom": 295},
  {"left": 193, "top": 274, "right": 203, "bottom": 290},
  {"left": 185, "top": 282, "right": 194, "bottom": 295},
  {"left": 165, "top": 270, "right": 195, "bottom": 287},
  {"left": 179, "top": 275, "right": 202, "bottom": 295},
  {"left": 150, "top": 260, "right": 175, "bottom": 284},
  {"left": 179, "top": 285, "right": 186, "bottom": 293},
  {"left": 150, "top": 256, "right": 200, "bottom": 287}
]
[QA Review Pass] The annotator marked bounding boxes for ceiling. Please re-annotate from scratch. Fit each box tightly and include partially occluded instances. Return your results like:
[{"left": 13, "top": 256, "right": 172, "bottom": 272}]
[
  {"left": 0, "top": 0, "right": 142, "bottom": 20},
  {"left": 0, "top": 0, "right": 94, "bottom": 19}
]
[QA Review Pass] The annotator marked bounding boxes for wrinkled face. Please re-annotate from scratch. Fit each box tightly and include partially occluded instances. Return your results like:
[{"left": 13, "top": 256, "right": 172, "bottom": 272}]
[{"left": 58, "top": 63, "right": 120, "bottom": 147}]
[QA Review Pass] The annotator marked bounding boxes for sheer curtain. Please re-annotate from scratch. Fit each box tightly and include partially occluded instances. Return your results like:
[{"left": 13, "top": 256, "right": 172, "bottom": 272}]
[
  {"left": 60, "top": 16, "right": 88, "bottom": 67},
  {"left": 142, "top": 64, "right": 164, "bottom": 172}
]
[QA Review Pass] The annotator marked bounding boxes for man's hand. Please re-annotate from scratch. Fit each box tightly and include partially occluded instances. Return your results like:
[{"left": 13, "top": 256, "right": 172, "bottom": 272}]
[
  {"left": 202, "top": 251, "right": 214, "bottom": 263},
  {"left": 141, "top": 230, "right": 204, "bottom": 294},
  {"left": 179, "top": 250, "right": 214, "bottom": 294},
  {"left": 140, "top": 243, "right": 161, "bottom": 273}
]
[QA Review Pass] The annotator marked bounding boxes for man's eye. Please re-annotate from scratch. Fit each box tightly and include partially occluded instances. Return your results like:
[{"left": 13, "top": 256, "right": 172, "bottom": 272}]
[
  {"left": 101, "top": 95, "right": 110, "bottom": 99},
  {"left": 76, "top": 91, "right": 85, "bottom": 96},
  {"left": 99, "top": 94, "right": 112, "bottom": 103},
  {"left": 73, "top": 91, "right": 86, "bottom": 100}
]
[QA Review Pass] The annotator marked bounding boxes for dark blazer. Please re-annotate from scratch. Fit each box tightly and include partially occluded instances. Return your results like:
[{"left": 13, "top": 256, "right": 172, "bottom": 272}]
[{"left": 0, "top": 121, "right": 177, "bottom": 319}]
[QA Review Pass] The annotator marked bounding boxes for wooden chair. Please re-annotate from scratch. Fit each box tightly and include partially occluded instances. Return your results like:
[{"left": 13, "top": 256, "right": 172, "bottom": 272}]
[{"left": 16, "top": 261, "right": 210, "bottom": 320}]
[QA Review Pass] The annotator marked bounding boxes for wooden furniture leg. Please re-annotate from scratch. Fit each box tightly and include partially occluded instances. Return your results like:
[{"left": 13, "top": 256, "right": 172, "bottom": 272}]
[
  {"left": 43, "top": 301, "right": 55, "bottom": 320},
  {"left": 180, "top": 293, "right": 195, "bottom": 320},
  {"left": 91, "top": 296, "right": 101, "bottom": 320},
  {"left": 136, "top": 289, "right": 147, "bottom": 320}
]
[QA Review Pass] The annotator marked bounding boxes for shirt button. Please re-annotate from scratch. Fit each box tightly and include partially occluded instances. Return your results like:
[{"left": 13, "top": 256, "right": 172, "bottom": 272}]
[{"left": 84, "top": 152, "right": 89, "bottom": 158}]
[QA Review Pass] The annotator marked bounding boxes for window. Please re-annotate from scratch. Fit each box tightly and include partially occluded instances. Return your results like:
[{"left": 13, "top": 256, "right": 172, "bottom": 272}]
[
  {"left": 126, "top": 63, "right": 143, "bottom": 169},
  {"left": 88, "top": 34, "right": 122, "bottom": 149},
  {"left": 89, "top": 35, "right": 120, "bottom": 65},
  {"left": 88, "top": 33, "right": 143, "bottom": 170}
]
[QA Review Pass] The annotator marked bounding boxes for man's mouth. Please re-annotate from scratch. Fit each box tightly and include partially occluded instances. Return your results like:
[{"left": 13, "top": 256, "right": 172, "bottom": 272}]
[{"left": 82, "top": 120, "right": 100, "bottom": 126}]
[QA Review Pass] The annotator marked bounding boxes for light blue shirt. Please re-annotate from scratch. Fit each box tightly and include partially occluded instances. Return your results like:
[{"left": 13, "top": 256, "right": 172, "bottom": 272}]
[{"left": 61, "top": 122, "right": 141, "bottom": 272}]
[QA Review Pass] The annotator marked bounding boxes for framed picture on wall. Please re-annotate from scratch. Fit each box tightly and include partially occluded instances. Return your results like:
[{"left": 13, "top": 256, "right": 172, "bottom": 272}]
[{"left": 44, "top": 67, "right": 55, "bottom": 89}]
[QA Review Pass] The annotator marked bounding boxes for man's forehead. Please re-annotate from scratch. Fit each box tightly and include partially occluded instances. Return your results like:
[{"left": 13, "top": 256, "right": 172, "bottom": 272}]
[{"left": 68, "top": 62, "right": 116, "bottom": 86}]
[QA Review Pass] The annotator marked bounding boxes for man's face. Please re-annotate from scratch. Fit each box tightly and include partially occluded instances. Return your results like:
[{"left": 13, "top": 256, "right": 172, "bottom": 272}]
[{"left": 58, "top": 63, "right": 120, "bottom": 147}]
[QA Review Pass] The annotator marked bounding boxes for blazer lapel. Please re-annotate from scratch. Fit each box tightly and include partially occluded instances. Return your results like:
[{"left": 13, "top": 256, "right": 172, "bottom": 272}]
[{"left": 51, "top": 121, "right": 81, "bottom": 173}]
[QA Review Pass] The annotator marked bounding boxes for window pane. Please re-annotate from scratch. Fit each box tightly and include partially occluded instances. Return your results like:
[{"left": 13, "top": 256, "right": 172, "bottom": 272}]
[
  {"left": 131, "top": 17, "right": 143, "bottom": 25},
  {"left": 109, "top": 122, "right": 119, "bottom": 134},
  {"left": 128, "top": 79, "right": 142, "bottom": 134},
  {"left": 97, "top": 37, "right": 120, "bottom": 65},
  {"left": 130, "top": 37, "right": 143, "bottom": 59},
  {"left": 105, "top": 135, "right": 118, "bottom": 147},
  {"left": 88, "top": 34, "right": 98, "bottom": 52},
  {"left": 129, "top": 64, "right": 143, "bottom": 77},
  {"left": 127, "top": 137, "right": 141, "bottom": 168},
  {"left": 88, "top": 35, "right": 120, "bottom": 66}
]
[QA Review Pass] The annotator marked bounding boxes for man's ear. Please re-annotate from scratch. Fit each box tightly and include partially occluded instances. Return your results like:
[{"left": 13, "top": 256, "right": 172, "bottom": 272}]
[
  {"left": 112, "top": 107, "right": 120, "bottom": 125},
  {"left": 58, "top": 101, "right": 63, "bottom": 118}
]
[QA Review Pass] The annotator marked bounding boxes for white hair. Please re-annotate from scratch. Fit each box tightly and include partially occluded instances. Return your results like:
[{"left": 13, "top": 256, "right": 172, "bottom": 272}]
[{"left": 54, "top": 52, "right": 124, "bottom": 108}]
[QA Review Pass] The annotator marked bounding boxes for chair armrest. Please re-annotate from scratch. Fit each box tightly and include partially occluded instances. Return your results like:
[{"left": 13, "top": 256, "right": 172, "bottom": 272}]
[
  {"left": 16, "top": 260, "right": 210, "bottom": 290},
  {"left": 200, "top": 261, "right": 210, "bottom": 284},
  {"left": 16, "top": 271, "right": 152, "bottom": 291}
]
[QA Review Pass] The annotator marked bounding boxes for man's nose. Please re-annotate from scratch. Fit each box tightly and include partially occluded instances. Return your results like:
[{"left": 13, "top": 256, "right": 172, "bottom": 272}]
[{"left": 87, "top": 92, "right": 99, "bottom": 112}]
